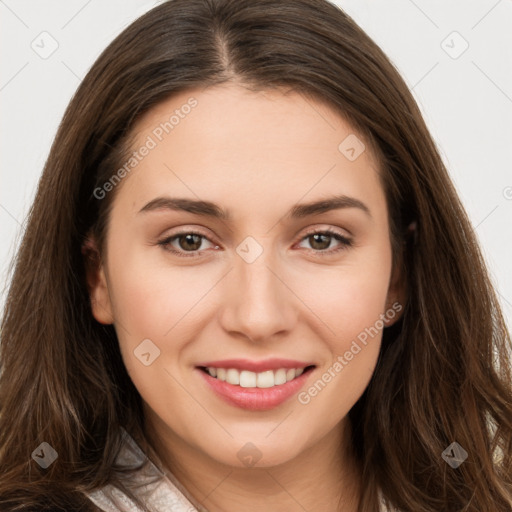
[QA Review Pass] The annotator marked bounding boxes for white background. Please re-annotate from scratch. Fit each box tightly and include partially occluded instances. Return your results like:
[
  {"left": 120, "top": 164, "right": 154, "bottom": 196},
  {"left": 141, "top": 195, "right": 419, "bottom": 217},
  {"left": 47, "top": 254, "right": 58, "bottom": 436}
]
[{"left": 1, "top": 0, "right": 511, "bottom": 327}]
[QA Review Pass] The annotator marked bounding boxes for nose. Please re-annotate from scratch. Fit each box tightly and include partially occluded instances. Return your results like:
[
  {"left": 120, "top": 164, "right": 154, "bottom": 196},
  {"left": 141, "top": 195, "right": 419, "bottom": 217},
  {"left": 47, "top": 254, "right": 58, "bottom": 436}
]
[{"left": 218, "top": 247, "right": 298, "bottom": 343}]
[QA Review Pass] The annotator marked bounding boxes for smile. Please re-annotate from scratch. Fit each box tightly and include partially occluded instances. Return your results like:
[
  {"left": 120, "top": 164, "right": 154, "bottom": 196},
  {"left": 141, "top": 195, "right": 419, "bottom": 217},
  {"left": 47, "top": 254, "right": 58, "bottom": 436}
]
[
  {"left": 200, "top": 366, "right": 312, "bottom": 388},
  {"left": 195, "top": 359, "right": 316, "bottom": 411}
]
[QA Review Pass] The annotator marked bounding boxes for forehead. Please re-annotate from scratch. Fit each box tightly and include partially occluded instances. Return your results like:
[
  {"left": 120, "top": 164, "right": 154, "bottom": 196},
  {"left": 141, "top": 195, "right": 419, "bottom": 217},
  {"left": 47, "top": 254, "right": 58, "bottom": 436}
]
[{"left": 113, "top": 84, "right": 386, "bottom": 221}]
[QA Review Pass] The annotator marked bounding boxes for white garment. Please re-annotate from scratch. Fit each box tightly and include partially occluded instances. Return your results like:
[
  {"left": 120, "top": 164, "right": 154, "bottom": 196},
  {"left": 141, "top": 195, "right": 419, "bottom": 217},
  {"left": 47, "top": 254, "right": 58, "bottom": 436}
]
[
  {"left": 85, "top": 429, "right": 200, "bottom": 512},
  {"left": 85, "top": 429, "right": 395, "bottom": 511}
]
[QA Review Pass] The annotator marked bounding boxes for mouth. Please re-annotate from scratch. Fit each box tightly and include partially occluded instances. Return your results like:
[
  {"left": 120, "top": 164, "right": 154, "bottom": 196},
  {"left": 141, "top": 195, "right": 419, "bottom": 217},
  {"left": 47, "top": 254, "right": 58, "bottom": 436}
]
[
  {"left": 198, "top": 365, "right": 315, "bottom": 388},
  {"left": 195, "top": 360, "right": 316, "bottom": 411}
]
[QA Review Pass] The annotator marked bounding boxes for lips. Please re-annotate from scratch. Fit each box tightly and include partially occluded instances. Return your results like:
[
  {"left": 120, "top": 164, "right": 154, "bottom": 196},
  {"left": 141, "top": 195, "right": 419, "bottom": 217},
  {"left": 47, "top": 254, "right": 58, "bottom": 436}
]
[{"left": 195, "top": 358, "right": 316, "bottom": 411}]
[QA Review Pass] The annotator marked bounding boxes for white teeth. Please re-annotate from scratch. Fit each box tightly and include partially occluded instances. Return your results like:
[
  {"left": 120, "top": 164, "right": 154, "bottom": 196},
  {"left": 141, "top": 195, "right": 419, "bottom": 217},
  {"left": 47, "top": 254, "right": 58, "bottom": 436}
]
[
  {"left": 240, "top": 370, "right": 257, "bottom": 388},
  {"left": 226, "top": 368, "right": 240, "bottom": 385},
  {"left": 205, "top": 367, "right": 309, "bottom": 388},
  {"left": 256, "top": 370, "right": 274, "bottom": 388},
  {"left": 274, "top": 368, "right": 287, "bottom": 385}
]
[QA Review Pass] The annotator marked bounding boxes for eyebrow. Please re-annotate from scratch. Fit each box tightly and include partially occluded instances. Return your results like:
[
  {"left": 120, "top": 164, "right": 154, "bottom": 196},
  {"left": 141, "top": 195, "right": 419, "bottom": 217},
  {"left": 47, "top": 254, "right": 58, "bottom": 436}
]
[{"left": 138, "top": 194, "right": 371, "bottom": 220}]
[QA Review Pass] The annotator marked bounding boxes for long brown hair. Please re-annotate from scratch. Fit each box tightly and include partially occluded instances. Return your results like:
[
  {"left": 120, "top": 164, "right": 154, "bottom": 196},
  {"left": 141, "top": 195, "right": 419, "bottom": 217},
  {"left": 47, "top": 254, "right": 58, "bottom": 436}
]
[{"left": 1, "top": 0, "right": 511, "bottom": 510}]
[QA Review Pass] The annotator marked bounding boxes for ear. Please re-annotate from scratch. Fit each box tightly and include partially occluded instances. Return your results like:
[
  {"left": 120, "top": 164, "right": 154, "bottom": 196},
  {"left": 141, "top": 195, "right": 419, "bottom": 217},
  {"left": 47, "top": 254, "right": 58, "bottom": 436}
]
[
  {"left": 383, "top": 254, "right": 407, "bottom": 327},
  {"left": 81, "top": 235, "right": 114, "bottom": 325}
]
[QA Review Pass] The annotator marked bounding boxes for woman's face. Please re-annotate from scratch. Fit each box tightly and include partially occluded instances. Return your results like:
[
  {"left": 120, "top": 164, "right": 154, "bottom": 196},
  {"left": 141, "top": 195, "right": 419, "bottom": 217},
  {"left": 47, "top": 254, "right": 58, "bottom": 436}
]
[{"left": 88, "top": 83, "right": 403, "bottom": 468}]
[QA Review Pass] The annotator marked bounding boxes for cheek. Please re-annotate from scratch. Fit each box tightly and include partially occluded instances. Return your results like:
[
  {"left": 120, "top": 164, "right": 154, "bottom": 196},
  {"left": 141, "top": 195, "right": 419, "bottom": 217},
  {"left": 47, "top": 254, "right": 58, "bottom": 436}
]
[
  {"left": 293, "top": 251, "right": 392, "bottom": 350},
  {"left": 302, "top": 273, "right": 387, "bottom": 377},
  {"left": 294, "top": 284, "right": 385, "bottom": 442},
  {"left": 106, "top": 246, "right": 214, "bottom": 337},
  {"left": 105, "top": 245, "right": 225, "bottom": 398},
  {"left": 291, "top": 248, "right": 391, "bottom": 414}
]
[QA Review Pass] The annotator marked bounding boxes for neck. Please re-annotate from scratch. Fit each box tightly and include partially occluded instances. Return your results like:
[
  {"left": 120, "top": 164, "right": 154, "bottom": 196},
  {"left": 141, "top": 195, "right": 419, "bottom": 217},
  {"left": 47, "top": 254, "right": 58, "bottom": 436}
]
[{"left": 144, "top": 413, "right": 361, "bottom": 512}]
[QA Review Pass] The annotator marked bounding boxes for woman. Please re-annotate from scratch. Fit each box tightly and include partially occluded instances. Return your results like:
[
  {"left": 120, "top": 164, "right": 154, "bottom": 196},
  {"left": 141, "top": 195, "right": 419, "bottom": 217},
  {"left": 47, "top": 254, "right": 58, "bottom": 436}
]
[{"left": 0, "top": 0, "right": 511, "bottom": 510}]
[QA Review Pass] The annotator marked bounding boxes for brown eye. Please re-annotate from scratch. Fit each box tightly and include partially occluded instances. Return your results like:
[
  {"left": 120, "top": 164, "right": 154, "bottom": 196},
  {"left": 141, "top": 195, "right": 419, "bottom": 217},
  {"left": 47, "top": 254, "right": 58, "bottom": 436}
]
[
  {"left": 308, "top": 233, "right": 332, "bottom": 251},
  {"left": 297, "top": 229, "right": 352, "bottom": 254},
  {"left": 158, "top": 231, "right": 218, "bottom": 258},
  {"left": 177, "top": 233, "right": 203, "bottom": 251}
]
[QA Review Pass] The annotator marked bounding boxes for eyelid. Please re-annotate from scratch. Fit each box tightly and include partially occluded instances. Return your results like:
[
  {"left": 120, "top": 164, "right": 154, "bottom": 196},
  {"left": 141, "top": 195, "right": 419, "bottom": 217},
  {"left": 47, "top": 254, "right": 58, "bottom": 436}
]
[{"left": 299, "top": 224, "right": 352, "bottom": 240}]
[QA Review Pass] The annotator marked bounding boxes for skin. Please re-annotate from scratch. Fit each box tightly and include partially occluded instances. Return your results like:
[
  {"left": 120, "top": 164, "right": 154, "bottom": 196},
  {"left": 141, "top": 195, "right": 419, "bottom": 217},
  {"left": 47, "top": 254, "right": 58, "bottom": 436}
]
[{"left": 86, "top": 83, "right": 405, "bottom": 511}]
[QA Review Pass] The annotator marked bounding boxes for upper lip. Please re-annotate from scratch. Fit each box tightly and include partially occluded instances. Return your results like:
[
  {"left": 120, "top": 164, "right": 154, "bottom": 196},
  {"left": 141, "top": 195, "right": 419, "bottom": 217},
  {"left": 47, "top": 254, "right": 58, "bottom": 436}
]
[{"left": 196, "top": 358, "right": 315, "bottom": 373}]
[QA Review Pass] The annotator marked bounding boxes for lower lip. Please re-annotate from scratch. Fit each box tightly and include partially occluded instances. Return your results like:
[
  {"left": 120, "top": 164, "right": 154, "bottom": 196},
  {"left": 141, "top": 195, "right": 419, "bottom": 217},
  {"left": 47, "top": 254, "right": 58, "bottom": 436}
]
[{"left": 196, "top": 368, "right": 314, "bottom": 411}]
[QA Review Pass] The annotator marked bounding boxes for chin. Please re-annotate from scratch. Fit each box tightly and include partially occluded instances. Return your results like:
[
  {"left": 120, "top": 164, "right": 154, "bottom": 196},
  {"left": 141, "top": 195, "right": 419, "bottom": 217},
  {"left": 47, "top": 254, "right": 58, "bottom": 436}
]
[{"left": 198, "top": 430, "right": 311, "bottom": 469}]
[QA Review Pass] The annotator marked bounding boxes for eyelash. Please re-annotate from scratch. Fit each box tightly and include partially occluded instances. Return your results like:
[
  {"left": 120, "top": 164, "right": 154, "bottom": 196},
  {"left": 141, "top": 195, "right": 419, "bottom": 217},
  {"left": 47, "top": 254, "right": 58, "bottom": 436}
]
[{"left": 157, "top": 228, "right": 353, "bottom": 258}]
